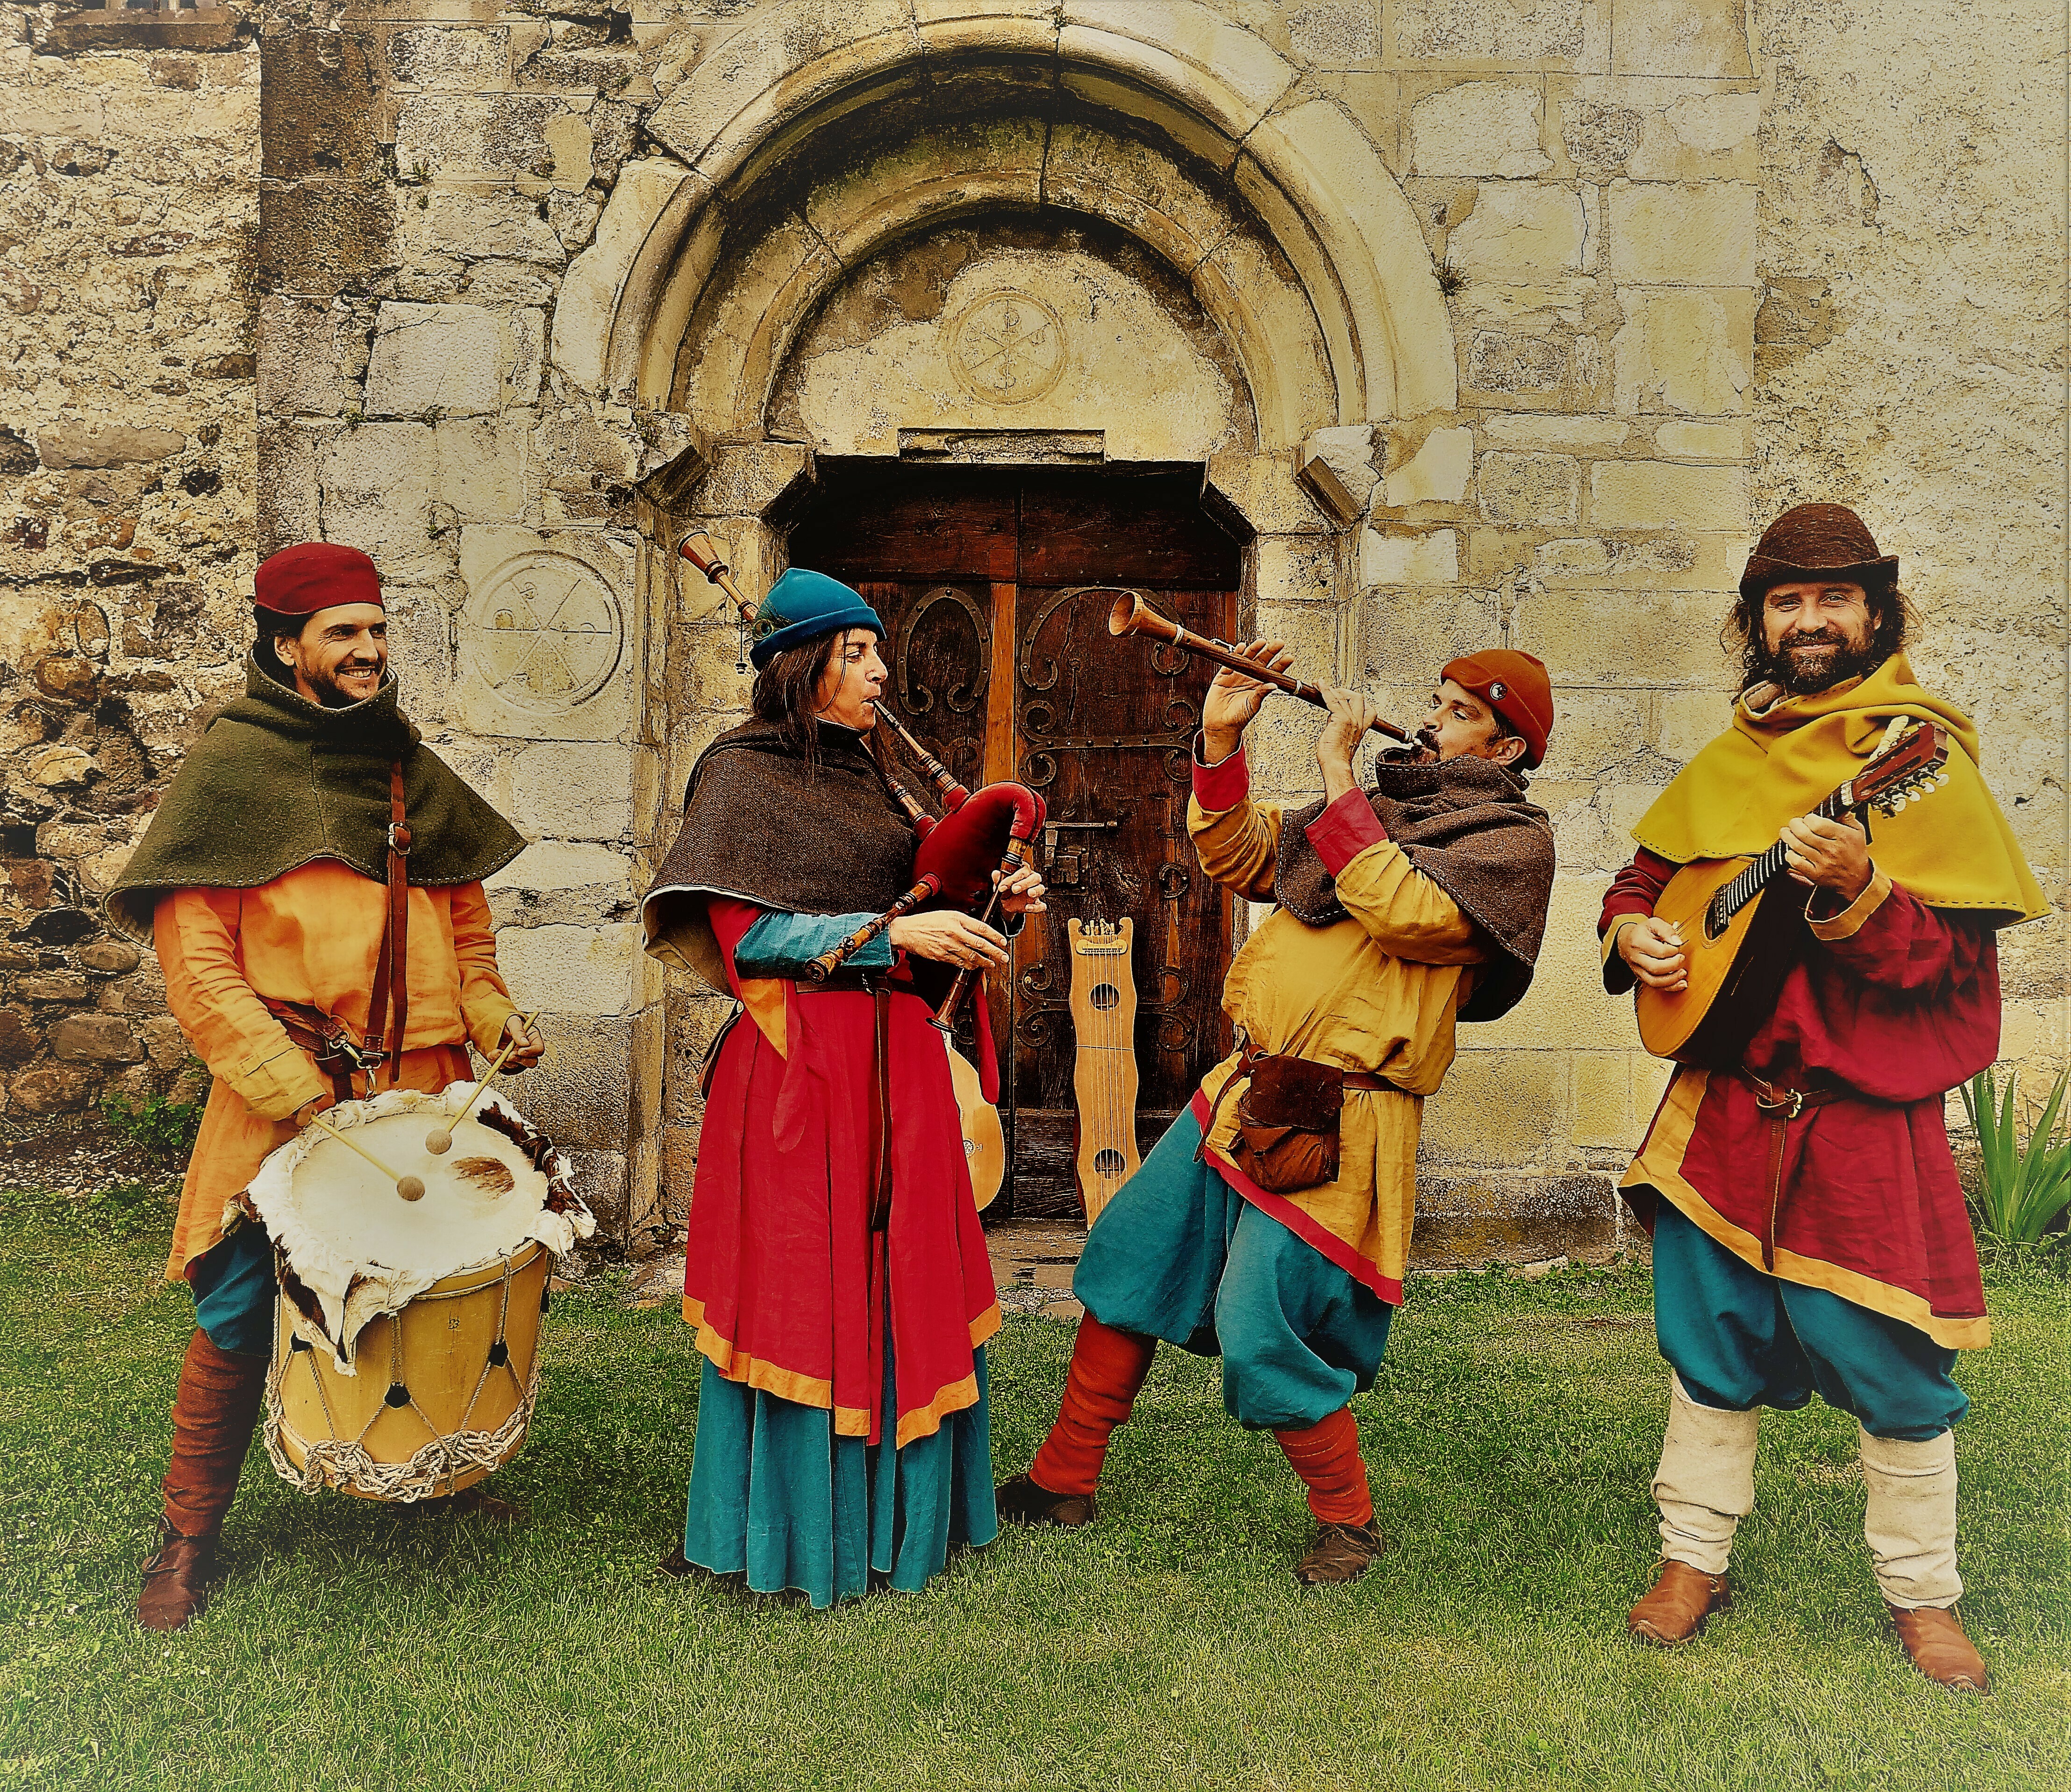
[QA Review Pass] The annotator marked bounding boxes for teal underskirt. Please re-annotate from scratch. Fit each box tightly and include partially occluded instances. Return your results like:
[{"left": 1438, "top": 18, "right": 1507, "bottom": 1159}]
[{"left": 681, "top": 1345, "right": 997, "bottom": 1608}]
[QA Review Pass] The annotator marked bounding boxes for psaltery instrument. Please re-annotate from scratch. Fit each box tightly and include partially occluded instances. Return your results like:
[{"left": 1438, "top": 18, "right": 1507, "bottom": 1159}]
[
  {"left": 1634, "top": 721, "right": 1950, "bottom": 1065},
  {"left": 1103, "top": 589, "right": 1416, "bottom": 744},
  {"left": 1068, "top": 918, "right": 1141, "bottom": 1224}
]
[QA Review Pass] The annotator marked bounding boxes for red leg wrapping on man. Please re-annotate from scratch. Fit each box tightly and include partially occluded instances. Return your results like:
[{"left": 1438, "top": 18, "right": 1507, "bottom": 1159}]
[
  {"left": 1028, "top": 1315, "right": 1157, "bottom": 1497},
  {"left": 161, "top": 1328, "right": 268, "bottom": 1537},
  {"left": 1274, "top": 1406, "right": 1374, "bottom": 1526}
]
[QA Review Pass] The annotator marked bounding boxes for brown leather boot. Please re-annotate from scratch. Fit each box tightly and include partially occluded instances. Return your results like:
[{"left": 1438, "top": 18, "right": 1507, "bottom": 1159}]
[
  {"left": 995, "top": 1472, "right": 1097, "bottom": 1528},
  {"left": 136, "top": 1328, "right": 268, "bottom": 1632},
  {"left": 1887, "top": 1603, "right": 1990, "bottom": 1692},
  {"left": 1628, "top": 1559, "right": 1731, "bottom": 1646},
  {"left": 1293, "top": 1519, "right": 1386, "bottom": 1586}
]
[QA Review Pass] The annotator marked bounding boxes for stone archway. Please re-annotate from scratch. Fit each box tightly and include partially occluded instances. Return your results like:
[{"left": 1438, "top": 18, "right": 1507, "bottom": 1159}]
[{"left": 571, "top": 1, "right": 1459, "bottom": 1237}]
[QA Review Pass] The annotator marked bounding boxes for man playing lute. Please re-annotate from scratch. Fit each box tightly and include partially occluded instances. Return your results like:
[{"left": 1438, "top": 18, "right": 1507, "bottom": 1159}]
[{"left": 1602, "top": 504, "right": 2048, "bottom": 1689}]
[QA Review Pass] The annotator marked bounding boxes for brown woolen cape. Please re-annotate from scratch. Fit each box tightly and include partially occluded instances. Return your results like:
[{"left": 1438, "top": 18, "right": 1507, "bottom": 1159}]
[
  {"left": 641, "top": 720, "right": 919, "bottom": 992},
  {"left": 1275, "top": 755, "right": 1556, "bottom": 1021}
]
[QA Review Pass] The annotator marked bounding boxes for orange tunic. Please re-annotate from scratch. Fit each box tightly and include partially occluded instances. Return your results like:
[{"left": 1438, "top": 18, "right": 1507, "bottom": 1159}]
[{"left": 156, "top": 862, "right": 518, "bottom": 1278}]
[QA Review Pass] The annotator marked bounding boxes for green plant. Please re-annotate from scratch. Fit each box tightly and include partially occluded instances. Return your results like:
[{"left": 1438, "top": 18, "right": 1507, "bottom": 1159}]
[
  {"left": 1959, "top": 1063, "right": 2071, "bottom": 1242},
  {"left": 99, "top": 1089, "right": 205, "bottom": 1165}
]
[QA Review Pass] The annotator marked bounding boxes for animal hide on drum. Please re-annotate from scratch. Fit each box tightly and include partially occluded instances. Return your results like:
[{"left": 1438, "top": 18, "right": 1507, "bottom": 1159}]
[{"left": 243, "top": 1087, "right": 595, "bottom": 1370}]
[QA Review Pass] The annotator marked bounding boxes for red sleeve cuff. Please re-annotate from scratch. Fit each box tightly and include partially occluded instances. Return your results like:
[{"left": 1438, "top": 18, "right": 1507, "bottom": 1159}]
[
  {"left": 1306, "top": 788, "right": 1387, "bottom": 875},
  {"left": 1192, "top": 739, "right": 1250, "bottom": 810}
]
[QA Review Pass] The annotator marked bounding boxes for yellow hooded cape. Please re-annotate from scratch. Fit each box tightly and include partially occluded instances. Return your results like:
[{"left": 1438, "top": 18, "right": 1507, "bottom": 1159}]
[{"left": 1633, "top": 653, "right": 2048, "bottom": 925}]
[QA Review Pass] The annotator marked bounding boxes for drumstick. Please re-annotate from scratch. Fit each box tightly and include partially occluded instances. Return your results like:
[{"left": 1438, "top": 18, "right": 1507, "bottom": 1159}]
[
  {"left": 306, "top": 1111, "right": 426, "bottom": 1202},
  {"left": 426, "top": 1010, "right": 543, "bottom": 1155}
]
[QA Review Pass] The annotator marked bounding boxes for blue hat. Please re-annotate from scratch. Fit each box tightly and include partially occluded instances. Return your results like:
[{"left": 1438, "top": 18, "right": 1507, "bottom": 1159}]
[{"left": 749, "top": 568, "right": 885, "bottom": 671}]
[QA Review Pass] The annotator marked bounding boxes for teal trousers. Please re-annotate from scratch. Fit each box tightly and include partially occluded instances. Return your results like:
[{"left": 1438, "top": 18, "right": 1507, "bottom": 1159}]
[{"left": 1073, "top": 1107, "right": 1394, "bottom": 1431}]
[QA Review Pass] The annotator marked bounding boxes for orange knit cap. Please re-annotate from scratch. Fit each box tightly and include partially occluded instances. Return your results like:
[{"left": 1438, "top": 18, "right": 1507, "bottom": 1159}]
[{"left": 1441, "top": 648, "right": 1553, "bottom": 768}]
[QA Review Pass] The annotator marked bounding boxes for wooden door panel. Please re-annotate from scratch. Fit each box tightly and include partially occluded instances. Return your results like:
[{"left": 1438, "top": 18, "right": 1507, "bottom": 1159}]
[
  {"left": 1012, "top": 583, "right": 1231, "bottom": 1120},
  {"left": 786, "top": 467, "right": 1241, "bottom": 1219},
  {"left": 1019, "top": 471, "right": 1243, "bottom": 587}
]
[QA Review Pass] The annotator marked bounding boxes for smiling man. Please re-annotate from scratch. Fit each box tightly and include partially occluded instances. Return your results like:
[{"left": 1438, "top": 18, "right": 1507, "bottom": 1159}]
[
  {"left": 106, "top": 542, "right": 542, "bottom": 1630},
  {"left": 1600, "top": 504, "right": 2047, "bottom": 1689},
  {"left": 999, "top": 645, "right": 1556, "bottom": 1586}
]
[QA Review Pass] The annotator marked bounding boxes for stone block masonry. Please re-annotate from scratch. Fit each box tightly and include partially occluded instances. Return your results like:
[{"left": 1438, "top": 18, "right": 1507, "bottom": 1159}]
[{"left": 0, "top": 0, "right": 2060, "bottom": 1268}]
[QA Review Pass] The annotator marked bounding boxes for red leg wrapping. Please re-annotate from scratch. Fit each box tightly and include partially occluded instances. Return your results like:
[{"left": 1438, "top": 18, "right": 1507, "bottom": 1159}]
[
  {"left": 1028, "top": 1315, "right": 1157, "bottom": 1497},
  {"left": 160, "top": 1328, "right": 268, "bottom": 1538},
  {"left": 1274, "top": 1406, "right": 1374, "bottom": 1527}
]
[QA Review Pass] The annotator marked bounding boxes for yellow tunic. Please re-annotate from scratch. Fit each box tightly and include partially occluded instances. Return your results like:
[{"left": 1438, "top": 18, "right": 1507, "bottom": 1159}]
[
  {"left": 1187, "top": 786, "right": 1484, "bottom": 1299},
  {"left": 156, "top": 862, "right": 518, "bottom": 1278}
]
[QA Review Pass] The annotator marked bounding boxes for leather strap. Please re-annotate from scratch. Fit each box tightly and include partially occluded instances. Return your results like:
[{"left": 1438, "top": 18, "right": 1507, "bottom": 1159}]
[
  {"left": 363, "top": 762, "right": 412, "bottom": 1090},
  {"left": 261, "top": 999, "right": 372, "bottom": 1107},
  {"left": 1193, "top": 1037, "right": 1393, "bottom": 1164},
  {"left": 1742, "top": 1070, "right": 1846, "bottom": 1271}
]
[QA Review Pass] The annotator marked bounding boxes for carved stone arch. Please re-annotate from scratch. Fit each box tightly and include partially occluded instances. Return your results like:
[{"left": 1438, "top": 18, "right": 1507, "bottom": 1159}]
[{"left": 555, "top": 0, "right": 1457, "bottom": 438}]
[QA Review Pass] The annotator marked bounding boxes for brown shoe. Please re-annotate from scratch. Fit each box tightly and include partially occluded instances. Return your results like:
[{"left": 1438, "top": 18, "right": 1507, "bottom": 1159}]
[
  {"left": 1887, "top": 1603, "right": 1989, "bottom": 1692},
  {"left": 136, "top": 1525, "right": 218, "bottom": 1632},
  {"left": 1293, "top": 1519, "right": 1386, "bottom": 1586},
  {"left": 1628, "top": 1559, "right": 1731, "bottom": 1646},
  {"left": 995, "top": 1472, "right": 1096, "bottom": 1528}
]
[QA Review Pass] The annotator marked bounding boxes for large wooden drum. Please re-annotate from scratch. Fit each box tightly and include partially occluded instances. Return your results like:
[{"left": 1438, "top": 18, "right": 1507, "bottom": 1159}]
[{"left": 244, "top": 1086, "right": 593, "bottom": 1502}]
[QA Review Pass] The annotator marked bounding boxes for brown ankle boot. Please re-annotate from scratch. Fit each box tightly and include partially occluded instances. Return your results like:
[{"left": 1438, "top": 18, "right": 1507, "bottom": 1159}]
[
  {"left": 136, "top": 1329, "right": 268, "bottom": 1631},
  {"left": 1887, "top": 1603, "right": 1990, "bottom": 1692},
  {"left": 1293, "top": 1519, "right": 1386, "bottom": 1586},
  {"left": 137, "top": 1523, "right": 220, "bottom": 1632},
  {"left": 995, "top": 1472, "right": 1097, "bottom": 1528},
  {"left": 1628, "top": 1559, "right": 1730, "bottom": 1646}
]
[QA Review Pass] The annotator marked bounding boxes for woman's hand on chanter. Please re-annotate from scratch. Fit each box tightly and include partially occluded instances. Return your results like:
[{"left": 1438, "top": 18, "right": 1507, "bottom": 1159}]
[
  {"left": 888, "top": 909, "right": 1012, "bottom": 970},
  {"left": 993, "top": 862, "right": 1047, "bottom": 917}
]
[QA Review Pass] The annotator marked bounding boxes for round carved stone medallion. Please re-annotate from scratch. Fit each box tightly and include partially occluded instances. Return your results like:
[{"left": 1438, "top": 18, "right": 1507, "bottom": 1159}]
[
  {"left": 947, "top": 289, "right": 1067, "bottom": 405},
  {"left": 463, "top": 551, "right": 622, "bottom": 710}
]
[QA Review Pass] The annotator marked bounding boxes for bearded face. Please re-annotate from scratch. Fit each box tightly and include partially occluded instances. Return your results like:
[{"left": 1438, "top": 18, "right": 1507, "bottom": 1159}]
[{"left": 1753, "top": 581, "right": 1884, "bottom": 695}]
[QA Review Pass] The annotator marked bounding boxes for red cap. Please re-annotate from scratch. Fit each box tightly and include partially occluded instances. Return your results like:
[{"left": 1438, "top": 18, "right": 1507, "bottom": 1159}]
[
  {"left": 1441, "top": 649, "right": 1553, "bottom": 768},
  {"left": 255, "top": 543, "right": 382, "bottom": 617}
]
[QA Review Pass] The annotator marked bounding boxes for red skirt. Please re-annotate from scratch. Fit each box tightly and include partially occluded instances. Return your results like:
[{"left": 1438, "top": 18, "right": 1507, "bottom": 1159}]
[{"left": 683, "top": 982, "right": 1000, "bottom": 1447}]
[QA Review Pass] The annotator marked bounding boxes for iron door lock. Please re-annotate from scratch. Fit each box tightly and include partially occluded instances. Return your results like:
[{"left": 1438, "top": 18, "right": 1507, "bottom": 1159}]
[{"left": 1043, "top": 819, "right": 1120, "bottom": 888}]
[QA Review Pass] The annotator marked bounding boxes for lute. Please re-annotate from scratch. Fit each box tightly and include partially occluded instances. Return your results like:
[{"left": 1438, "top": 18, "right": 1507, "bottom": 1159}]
[
  {"left": 1068, "top": 918, "right": 1141, "bottom": 1224},
  {"left": 1634, "top": 721, "right": 1950, "bottom": 1065},
  {"left": 944, "top": 1036, "right": 1005, "bottom": 1212}
]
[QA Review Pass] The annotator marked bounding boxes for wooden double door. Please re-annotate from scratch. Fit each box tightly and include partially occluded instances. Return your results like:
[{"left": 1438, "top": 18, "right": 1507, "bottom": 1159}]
[{"left": 791, "top": 465, "right": 1244, "bottom": 1216}]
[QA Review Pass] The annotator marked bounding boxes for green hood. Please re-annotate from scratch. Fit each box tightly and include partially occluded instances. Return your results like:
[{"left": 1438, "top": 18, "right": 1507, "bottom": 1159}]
[{"left": 106, "top": 654, "right": 527, "bottom": 943}]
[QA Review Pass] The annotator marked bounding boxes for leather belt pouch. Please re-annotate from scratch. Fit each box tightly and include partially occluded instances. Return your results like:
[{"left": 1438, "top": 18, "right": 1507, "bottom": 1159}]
[{"left": 1230, "top": 1053, "right": 1345, "bottom": 1194}]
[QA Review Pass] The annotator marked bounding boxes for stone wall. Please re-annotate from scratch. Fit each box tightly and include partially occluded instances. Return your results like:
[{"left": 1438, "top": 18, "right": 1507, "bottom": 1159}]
[
  {"left": 1, "top": 0, "right": 2063, "bottom": 1265},
  {"left": 1, "top": 2, "right": 261, "bottom": 1121}
]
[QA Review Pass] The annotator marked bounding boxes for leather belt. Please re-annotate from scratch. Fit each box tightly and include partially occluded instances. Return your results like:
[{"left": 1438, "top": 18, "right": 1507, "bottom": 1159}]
[
  {"left": 1227, "top": 1038, "right": 1394, "bottom": 1093},
  {"left": 792, "top": 969, "right": 901, "bottom": 1230},
  {"left": 1741, "top": 1069, "right": 1847, "bottom": 1272}
]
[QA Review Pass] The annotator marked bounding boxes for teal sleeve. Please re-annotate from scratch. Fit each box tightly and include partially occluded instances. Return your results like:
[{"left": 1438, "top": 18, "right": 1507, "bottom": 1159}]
[{"left": 734, "top": 910, "right": 896, "bottom": 978}]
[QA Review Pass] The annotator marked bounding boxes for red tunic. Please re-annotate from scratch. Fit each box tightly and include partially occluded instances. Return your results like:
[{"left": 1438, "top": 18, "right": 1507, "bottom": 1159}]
[
  {"left": 1604, "top": 850, "right": 1994, "bottom": 1349},
  {"left": 682, "top": 900, "right": 1001, "bottom": 1447}
]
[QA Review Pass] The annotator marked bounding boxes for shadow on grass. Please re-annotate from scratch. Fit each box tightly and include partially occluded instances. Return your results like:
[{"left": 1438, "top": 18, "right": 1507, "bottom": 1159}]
[{"left": 0, "top": 1214, "right": 2064, "bottom": 1791}]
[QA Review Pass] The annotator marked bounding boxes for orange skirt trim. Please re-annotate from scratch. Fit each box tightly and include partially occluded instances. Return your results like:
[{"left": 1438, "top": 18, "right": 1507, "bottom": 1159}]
[
  {"left": 684, "top": 1296, "right": 1000, "bottom": 1444},
  {"left": 1624, "top": 1070, "right": 1992, "bottom": 1352}
]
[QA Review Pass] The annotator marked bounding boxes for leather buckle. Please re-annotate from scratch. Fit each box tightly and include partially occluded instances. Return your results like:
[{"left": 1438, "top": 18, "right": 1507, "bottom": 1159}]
[{"left": 386, "top": 821, "right": 412, "bottom": 856}]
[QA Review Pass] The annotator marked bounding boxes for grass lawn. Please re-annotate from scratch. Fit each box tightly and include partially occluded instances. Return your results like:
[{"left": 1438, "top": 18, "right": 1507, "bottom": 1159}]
[{"left": 1, "top": 1192, "right": 2065, "bottom": 1792}]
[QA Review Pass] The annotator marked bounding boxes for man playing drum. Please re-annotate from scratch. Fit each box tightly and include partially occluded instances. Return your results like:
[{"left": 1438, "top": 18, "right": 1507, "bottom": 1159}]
[
  {"left": 999, "top": 645, "right": 1557, "bottom": 1585},
  {"left": 106, "top": 542, "right": 542, "bottom": 1631}
]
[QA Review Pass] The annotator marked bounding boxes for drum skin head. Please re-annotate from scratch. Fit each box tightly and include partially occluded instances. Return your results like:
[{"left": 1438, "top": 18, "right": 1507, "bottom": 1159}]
[{"left": 245, "top": 1085, "right": 594, "bottom": 1370}]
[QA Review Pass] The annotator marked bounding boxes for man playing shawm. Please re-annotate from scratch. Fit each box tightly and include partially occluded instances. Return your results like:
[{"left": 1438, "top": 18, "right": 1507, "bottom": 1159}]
[
  {"left": 1602, "top": 504, "right": 2047, "bottom": 1690},
  {"left": 1000, "top": 644, "right": 1557, "bottom": 1584}
]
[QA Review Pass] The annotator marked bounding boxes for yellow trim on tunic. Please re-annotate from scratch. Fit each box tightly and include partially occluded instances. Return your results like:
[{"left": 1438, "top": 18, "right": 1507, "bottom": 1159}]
[{"left": 1623, "top": 1068, "right": 1992, "bottom": 1351}]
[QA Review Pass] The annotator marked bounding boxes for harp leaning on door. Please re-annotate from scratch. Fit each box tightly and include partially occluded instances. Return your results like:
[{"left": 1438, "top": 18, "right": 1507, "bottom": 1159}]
[{"left": 1069, "top": 918, "right": 1141, "bottom": 1224}]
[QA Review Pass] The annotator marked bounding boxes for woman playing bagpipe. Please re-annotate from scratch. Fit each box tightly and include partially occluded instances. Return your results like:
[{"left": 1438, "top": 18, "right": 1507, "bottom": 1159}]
[{"left": 640, "top": 568, "right": 1044, "bottom": 1606}]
